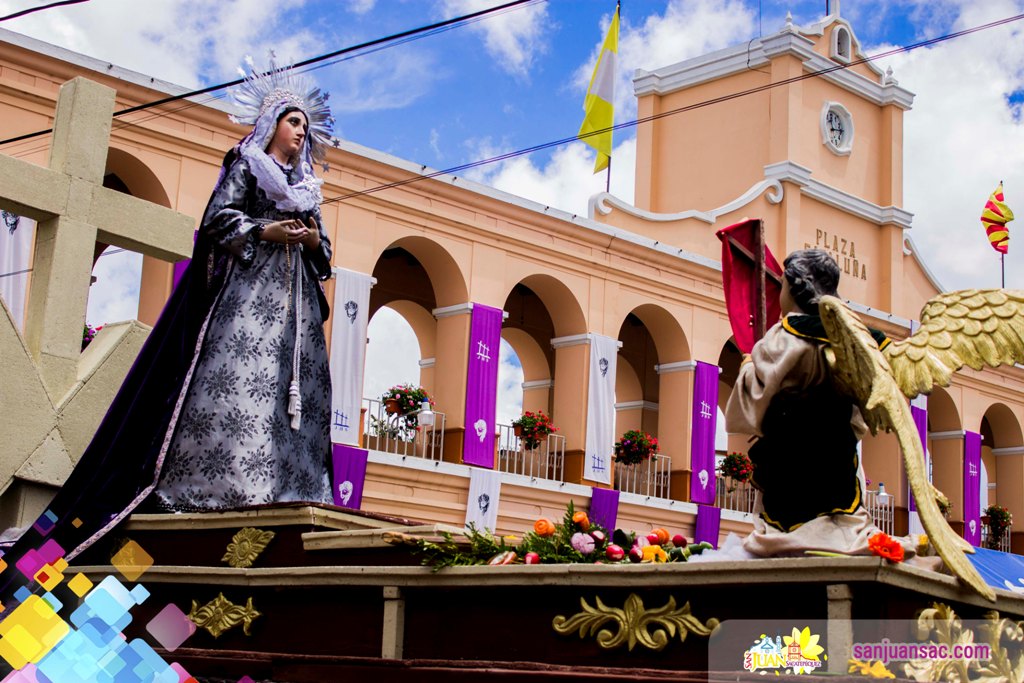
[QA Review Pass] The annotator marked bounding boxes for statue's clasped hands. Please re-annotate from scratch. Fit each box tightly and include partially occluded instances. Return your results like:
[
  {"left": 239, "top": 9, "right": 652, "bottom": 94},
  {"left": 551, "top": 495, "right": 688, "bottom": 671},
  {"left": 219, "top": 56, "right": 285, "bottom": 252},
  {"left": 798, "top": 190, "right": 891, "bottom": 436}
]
[{"left": 261, "top": 216, "right": 321, "bottom": 249}]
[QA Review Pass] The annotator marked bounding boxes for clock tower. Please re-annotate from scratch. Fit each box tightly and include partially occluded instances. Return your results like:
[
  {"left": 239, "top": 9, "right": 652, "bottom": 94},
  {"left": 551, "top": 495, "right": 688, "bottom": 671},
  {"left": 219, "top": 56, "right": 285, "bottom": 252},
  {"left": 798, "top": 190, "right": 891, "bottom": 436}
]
[{"left": 593, "top": 9, "right": 927, "bottom": 321}]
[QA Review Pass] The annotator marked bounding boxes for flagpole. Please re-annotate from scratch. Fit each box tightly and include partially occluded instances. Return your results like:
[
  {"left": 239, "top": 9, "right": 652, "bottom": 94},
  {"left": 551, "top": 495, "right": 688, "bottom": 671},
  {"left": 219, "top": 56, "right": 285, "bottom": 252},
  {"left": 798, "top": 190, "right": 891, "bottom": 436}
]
[
  {"left": 606, "top": 157, "right": 611, "bottom": 193},
  {"left": 1002, "top": 178, "right": 1006, "bottom": 289}
]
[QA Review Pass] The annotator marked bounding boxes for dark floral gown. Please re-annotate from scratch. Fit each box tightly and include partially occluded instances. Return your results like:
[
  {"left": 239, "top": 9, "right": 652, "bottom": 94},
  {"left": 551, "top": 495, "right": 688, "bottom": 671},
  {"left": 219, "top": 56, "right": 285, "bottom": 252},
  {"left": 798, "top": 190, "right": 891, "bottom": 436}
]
[{"left": 154, "top": 157, "right": 333, "bottom": 510}]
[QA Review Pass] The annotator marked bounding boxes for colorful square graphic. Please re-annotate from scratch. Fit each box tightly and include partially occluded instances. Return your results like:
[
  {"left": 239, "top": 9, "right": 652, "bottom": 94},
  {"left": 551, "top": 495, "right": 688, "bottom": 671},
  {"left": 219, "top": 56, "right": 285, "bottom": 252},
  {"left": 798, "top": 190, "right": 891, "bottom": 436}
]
[
  {"left": 111, "top": 541, "right": 153, "bottom": 582},
  {"left": 146, "top": 603, "right": 195, "bottom": 652},
  {"left": 0, "top": 595, "right": 70, "bottom": 668},
  {"left": 32, "top": 510, "right": 58, "bottom": 536},
  {"left": 67, "top": 573, "right": 93, "bottom": 598}
]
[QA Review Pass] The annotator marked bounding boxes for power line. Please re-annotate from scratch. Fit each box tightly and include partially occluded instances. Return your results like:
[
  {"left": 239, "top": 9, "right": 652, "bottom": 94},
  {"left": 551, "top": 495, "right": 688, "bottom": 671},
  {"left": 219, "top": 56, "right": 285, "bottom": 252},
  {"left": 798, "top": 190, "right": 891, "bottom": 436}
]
[
  {"left": 3, "top": 0, "right": 535, "bottom": 161},
  {"left": 0, "top": 0, "right": 542, "bottom": 147},
  {"left": 0, "top": 0, "right": 89, "bottom": 22},
  {"left": 0, "top": 247, "right": 126, "bottom": 280},
  {"left": 322, "top": 10, "right": 1024, "bottom": 206}
]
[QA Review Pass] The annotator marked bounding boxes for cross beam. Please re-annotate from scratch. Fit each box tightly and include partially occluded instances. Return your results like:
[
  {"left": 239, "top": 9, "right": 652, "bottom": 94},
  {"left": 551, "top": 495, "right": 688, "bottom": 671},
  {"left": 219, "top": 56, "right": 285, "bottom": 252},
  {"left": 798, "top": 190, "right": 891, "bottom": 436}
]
[{"left": 0, "top": 78, "right": 194, "bottom": 399}]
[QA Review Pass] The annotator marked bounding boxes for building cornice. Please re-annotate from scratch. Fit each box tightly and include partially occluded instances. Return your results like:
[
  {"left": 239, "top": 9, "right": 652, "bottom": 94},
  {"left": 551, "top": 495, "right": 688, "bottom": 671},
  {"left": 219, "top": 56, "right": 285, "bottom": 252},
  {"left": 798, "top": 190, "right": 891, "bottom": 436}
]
[
  {"left": 633, "top": 27, "right": 914, "bottom": 111},
  {"left": 589, "top": 178, "right": 783, "bottom": 225},
  {"left": 615, "top": 400, "right": 659, "bottom": 412},
  {"left": 764, "top": 161, "right": 914, "bottom": 229}
]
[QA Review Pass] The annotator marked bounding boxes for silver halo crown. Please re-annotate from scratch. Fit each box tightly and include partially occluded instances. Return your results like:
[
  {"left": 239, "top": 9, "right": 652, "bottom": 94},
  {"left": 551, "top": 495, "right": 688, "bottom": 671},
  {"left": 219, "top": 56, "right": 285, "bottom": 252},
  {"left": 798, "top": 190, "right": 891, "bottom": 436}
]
[{"left": 229, "top": 53, "right": 334, "bottom": 162}]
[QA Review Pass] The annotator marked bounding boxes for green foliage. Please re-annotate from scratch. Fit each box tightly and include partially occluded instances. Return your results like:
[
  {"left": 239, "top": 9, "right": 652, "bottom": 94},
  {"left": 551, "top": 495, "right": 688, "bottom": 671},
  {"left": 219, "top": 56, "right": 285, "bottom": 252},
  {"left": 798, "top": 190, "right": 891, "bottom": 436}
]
[{"left": 414, "top": 524, "right": 515, "bottom": 571}]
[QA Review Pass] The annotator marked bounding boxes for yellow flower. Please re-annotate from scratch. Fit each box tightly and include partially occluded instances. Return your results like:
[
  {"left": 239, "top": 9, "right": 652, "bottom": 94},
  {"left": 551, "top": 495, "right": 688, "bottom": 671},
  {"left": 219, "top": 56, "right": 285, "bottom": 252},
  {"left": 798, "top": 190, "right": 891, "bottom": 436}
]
[
  {"left": 641, "top": 545, "right": 667, "bottom": 563},
  {"left": 783, "top": 626, "right": 825, "bottom": 673},
  {"left": 848, "top": 659, "right": 895, "bottom": 679}
]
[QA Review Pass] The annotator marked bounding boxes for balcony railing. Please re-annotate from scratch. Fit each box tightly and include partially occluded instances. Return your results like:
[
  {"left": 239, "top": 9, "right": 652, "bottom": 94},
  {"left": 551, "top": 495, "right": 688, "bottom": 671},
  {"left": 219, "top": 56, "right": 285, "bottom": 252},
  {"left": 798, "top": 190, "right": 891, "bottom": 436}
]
[
  {"left": 716, "top": 478, "right": 757, "bottom": 515},
  {"left": 362, "top": 397, "right": 445, "bottom": 462},
  {"left": 982, "top": 525, "right": 1012, "bottom": 553},
  {"left": 496, "top": 424, "right": 566, "bottom": 482},
  {"left": 614, "top": 454, "right": 671, "bottom": 500},
  {"left": 863, "top": 488, "right": 895, "bottom": 535}
]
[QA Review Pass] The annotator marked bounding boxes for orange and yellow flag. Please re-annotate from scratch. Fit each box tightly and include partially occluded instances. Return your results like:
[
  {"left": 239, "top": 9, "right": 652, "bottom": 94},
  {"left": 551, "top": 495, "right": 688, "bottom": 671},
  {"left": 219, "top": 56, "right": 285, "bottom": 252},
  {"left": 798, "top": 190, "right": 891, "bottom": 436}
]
[{"left": 982, "top": 183, "right": 1014, "bottom": 254}]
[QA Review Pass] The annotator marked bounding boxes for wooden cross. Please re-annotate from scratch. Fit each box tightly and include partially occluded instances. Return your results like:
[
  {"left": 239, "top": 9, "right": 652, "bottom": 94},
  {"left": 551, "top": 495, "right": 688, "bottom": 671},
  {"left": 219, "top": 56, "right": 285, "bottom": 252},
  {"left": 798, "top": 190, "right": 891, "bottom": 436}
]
[
  {"left": 0, "top": 77, "right": 193, "bottom": 513},
  {"left": 0, "top": 77, "right": 193, "bottom": 399},
  {"left": 719, "top": 219, "right": 782, "bottom": 343}
]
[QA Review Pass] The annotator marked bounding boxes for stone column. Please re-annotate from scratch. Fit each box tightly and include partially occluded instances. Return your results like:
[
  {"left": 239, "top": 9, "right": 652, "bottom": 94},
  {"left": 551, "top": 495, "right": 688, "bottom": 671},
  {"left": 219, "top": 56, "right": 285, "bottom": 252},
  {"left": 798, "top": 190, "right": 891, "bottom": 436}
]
[
  {"left": 993, "top": 446, "right": 1024, "bottom": 554},
  {"left": 551, "top": 334, "right": 591, "bottom": 484},
  {"left": 930, "top": 430, "right": 965, "bottom": 537},
  {"left": 655, "top": 360, "right": 697, "bottom": 501},
  {"left": 432, "top": 304, "right": 472, "bottom": 464}
]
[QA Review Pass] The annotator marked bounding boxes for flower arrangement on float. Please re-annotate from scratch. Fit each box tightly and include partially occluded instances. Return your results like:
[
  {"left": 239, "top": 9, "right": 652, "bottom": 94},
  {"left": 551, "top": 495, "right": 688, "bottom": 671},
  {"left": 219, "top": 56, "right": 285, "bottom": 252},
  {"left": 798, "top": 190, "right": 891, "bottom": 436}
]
[
  {"left": 414, "top": 501, "right": 713, "bottom": 569},
  {"left": 511, "top": 410, "right": 557, "bottom": 450},
  {"left": 613, "top": 430, "right": 659, "bottom": 466}
]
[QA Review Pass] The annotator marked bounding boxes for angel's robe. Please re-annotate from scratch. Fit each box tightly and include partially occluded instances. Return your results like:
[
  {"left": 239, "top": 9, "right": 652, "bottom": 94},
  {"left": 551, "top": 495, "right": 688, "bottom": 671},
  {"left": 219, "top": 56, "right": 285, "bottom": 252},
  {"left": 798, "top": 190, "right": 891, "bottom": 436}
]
[{"left": 726, "top": 316, "right": 869, "bottom": 533}]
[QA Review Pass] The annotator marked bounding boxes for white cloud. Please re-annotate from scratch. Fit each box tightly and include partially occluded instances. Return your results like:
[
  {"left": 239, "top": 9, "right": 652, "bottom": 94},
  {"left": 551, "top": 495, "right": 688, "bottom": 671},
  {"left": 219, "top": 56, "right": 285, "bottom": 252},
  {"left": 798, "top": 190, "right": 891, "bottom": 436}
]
[
  {"left": 429, "top": 128, "right": 443, "bottom": 159},
  {"left": 348, "top": 0, "right": 377, "bottom": 15},
  {"left": 440, "top": 0, "right": 550, "bottom": 79},
  {"left": 364, "top": 306, "right": 422, "bottom": 401},
  {"left": 496, "top": 339, "right": 524, "bottom": 426},
  {"left": 867, "top": 0, "right": 1024, "bottom": 291},
  {"left": 87, "top": 249, "right": 142, "bottom": 326},
  {"left": 464, "top": 136, "right": 636, "bottom": 216},
  {"left": 575, "top": 0, "right": 757, "bottom": 122}
]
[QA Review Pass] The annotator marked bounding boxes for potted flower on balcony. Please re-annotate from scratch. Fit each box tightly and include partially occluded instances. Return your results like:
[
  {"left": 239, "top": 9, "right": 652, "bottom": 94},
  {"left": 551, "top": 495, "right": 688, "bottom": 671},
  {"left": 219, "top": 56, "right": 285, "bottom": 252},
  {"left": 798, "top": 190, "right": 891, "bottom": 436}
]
[
  {"left": 382, "top": 384, "right": 433, "bottom": 417},
  {"left": 614, "top": 430, "right": 659, "bottom": 466},
  {"left": 718, "top": 452, "right": 753, "bottom": 492},
  {"left": 983, "top": 504, "right": 1013, "bottom": 550},
  {"left": 511, "top": 410, "right": 557, "bottom": 451}
]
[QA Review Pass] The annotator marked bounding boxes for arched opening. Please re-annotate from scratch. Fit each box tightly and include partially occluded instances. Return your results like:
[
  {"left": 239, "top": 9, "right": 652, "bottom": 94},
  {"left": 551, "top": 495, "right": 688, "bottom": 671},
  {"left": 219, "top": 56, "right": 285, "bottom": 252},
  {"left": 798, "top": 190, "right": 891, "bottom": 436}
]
[
  {"left": 980, "top": 402, "right": 1023, "bottom": 549},
  {"left": 86, "top": 173, "right": 143, "bottom": 328},
  {"left": 926, "top": 387, "right": 965, "bottom": 535}
]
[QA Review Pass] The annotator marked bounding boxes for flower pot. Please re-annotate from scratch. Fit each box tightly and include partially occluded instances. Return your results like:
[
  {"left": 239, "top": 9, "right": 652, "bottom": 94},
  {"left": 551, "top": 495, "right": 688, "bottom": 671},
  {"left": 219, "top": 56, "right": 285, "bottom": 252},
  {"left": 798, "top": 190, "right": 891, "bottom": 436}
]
[
  {"left": 981, "top": 515, "right": 991, "bottom": 526},
  {"left": 513, "top": 424, "right": 523, "bottom": 437},
  {"left": 385, "top": 398, "right": 401, "bottom": 415}
]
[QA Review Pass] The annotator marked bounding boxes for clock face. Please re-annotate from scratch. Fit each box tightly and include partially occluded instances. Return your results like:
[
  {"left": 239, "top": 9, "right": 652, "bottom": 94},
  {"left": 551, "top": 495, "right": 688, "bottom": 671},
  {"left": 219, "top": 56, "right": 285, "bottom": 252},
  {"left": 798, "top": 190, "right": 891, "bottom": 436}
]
[{"left": 826, "top": 110, "right": 844, "bottom": 146}]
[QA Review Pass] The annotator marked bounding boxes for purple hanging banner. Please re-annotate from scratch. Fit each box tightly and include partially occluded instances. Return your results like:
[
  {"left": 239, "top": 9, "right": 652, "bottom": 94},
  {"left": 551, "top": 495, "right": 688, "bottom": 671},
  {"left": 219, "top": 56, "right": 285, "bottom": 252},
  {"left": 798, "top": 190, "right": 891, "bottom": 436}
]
[
  {"left": 331, "top": 444, "right": 368, "bottom": 510},
  {"left": 462, "top": 304, "right": 503, "bottom": 468},
  {"left": 908, "top": 403, "right": 928, "bottom": 512},
  {"left": 694, "top": 504, "right": 721, "bottom": 548},
  {"left": 964, "top": 431, "right": 982, "bottom": 547},
  {"left": 589, "top": 487, "right": 620, "bottom": 531},
  {"left": 689, "top": 361, "right": 720, "bottom": 504}
]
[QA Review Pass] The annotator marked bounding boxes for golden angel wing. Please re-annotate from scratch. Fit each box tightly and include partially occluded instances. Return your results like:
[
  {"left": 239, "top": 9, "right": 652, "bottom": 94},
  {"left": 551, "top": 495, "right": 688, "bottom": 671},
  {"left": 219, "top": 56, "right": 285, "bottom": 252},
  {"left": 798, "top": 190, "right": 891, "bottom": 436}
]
[
  {"left": 818, "top": 295, "right": 996, "bottom": 602},
  {"left": 884, "top": 289, "right": 1024, "bottom": 399}
]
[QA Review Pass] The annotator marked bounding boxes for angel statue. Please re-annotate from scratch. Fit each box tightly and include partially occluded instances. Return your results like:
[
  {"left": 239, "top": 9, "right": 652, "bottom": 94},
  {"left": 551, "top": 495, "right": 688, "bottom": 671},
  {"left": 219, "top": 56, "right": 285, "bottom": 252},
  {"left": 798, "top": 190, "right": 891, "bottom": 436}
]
[{"left": 727, "top": 248, "right": 1024, "bottom": 601}]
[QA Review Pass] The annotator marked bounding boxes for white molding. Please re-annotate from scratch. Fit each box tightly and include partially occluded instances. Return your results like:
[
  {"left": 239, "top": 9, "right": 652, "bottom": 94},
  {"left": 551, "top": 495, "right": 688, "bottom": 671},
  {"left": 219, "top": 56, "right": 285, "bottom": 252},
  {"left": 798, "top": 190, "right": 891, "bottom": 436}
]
[
  {"left": 589, "top": 179, "right": 783, "bottom": 225},
  {"left": 522, "top": 379, "right": 554, "bottom": 390},
  {"left": 764, "top": 161, "right": 914, "bottom": 229},
  {"left": 992, "top": 446, "right": 1024, "bottom": 457},
  {"left": 843, "top": 300, "right": 912, "bottom": 331},
  {"left": 550, "top": 333, "right": 624, "bottom": 350},
  {"left": 432, "top": 303, "right": 473, "bottom": 319},
  {"left": 654, "top": 360, "right": 697, "bottom": 374},
  {"left": 632, "top": 24, "right": 913, "bottom": 110},
  {"left": 418, "top": 358, "right": 436, "bottom": 368},
  {"left": 550, "top": 333, "right": 590, "bottom": 349},
  {"left": 903, "top": 235, "right": 947, "bottom": 293},
  {"left": 615, "top": 400, "right": 659, "bottom": 412},
  {"left": 929, "top": 430, "right": 966, "bottom": 441},
  {"left": 331, "top": 266, "right": 377, "bottom": 285}
]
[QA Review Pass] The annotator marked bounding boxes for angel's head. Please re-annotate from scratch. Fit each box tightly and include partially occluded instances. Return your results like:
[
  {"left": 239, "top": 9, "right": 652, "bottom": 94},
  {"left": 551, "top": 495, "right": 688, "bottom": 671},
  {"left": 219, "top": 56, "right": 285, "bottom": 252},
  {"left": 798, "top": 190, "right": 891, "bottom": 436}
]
[{"left": 783, "top": 249, "right": 840, "bottom": 314}]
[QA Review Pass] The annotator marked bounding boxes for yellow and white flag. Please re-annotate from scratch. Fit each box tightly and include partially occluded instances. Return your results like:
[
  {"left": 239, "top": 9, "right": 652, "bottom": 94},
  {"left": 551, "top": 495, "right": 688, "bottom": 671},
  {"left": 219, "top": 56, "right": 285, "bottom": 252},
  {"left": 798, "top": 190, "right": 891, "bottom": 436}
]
[{"left": 578, "top": 4, "right": 619, "bottom": 174}]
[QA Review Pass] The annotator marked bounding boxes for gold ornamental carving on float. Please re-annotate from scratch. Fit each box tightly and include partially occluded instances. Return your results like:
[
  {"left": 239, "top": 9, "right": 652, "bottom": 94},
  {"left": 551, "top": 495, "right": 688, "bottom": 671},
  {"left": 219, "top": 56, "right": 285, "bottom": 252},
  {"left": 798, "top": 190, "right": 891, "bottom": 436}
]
[
  {"left": 897, "top": 602, "right": 1024, "bottom": 682},
  {"left": 552, "top": 594, "right": 719, "bottom": 652},
  {"left": 221, "top": 527, "right": 276, "bottom": 568},
  {"left": 188, "top": 593, "right": 261, "bottom": 638}
]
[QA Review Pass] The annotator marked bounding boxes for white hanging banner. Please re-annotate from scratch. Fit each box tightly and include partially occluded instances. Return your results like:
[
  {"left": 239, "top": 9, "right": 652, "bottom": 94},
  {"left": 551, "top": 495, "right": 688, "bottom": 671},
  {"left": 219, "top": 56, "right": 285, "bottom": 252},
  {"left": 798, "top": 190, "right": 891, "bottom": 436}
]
[
  {"left": 465, "top": 467, "right": 501, "bottom": 532},
  {"left": 585, "top": 333, "right": 618, "bottom": 484},
  {"left": 329, "top": 267, "right": 375, "bottom": 445},
  {"left": 0, "top": 212, "right": 35, "bottom": 333}
]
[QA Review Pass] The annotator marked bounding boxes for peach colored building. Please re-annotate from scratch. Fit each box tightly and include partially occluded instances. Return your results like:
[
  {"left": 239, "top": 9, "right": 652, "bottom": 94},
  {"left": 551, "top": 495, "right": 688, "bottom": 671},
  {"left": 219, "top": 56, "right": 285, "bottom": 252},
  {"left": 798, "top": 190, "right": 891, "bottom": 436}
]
[{"left": 1, "top": 13, "right": 1022, "bottom": 552}]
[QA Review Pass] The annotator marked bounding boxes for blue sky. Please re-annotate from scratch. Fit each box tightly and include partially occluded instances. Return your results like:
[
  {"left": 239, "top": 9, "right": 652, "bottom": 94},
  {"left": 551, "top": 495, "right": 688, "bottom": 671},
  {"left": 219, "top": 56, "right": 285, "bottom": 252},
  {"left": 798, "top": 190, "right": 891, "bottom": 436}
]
[{"left": 2, "top": 0, "right": 1024, "bottom": 426}]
